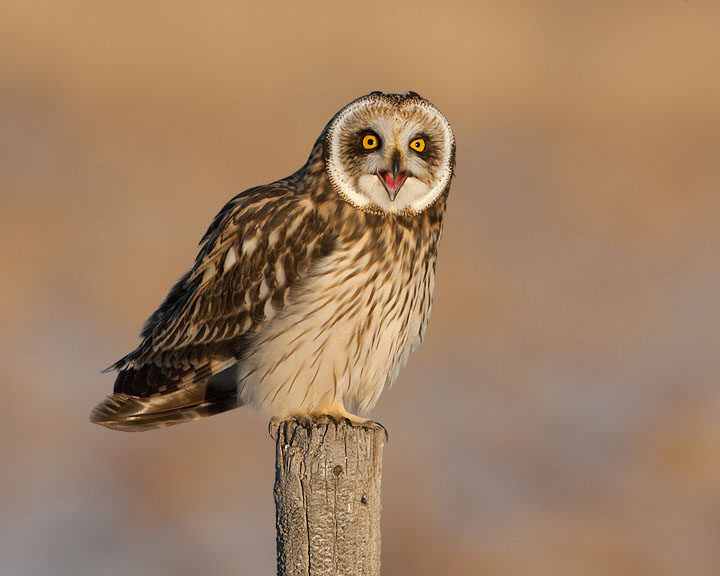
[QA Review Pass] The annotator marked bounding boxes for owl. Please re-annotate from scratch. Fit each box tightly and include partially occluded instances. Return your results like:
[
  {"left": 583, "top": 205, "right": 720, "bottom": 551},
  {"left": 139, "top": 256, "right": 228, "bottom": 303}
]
[{"left": 91, "top": 91, "right": 455, "bottom": 431}]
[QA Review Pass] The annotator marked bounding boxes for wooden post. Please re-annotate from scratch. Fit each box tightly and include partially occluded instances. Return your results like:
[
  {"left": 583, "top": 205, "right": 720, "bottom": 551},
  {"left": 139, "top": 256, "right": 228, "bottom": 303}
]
[{"left": 273, "top": 419, "right": 386, "bottom": 576}]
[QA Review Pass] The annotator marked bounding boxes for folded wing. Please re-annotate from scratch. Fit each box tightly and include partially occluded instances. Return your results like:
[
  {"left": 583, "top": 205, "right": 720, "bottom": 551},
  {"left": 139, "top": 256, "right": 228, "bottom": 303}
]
[{"left": 91, "top": 177, "right": 335, "bottom": 431}]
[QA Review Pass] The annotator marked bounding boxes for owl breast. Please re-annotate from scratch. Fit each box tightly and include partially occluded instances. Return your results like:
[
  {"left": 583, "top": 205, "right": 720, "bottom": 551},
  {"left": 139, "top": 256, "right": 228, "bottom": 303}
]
[{"left": 237, "top": 211, "right": 441, "bottom": 419}]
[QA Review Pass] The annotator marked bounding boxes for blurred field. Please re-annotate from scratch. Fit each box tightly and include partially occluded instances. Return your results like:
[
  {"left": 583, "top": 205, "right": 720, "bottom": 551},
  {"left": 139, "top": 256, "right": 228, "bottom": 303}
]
[{"left": 2, "top": 2, "right": 719, "bottom": 575}]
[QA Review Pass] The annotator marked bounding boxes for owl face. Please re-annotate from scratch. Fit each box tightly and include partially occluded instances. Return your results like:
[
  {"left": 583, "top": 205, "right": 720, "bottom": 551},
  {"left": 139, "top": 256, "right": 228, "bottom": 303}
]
[{"left": 324, "top": 92, "right": 455, "bottom": 215}]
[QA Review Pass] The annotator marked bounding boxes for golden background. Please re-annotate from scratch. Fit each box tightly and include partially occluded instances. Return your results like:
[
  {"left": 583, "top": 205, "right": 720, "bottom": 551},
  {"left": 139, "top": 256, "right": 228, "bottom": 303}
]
[{"left": 2, "top": 2, "right": 719, "bottom": 575}]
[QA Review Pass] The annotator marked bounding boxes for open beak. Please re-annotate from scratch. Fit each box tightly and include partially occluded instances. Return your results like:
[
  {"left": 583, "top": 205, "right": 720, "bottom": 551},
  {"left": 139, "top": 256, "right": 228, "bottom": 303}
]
[{"left": 377, "top": 157, "right": 409, "bottom": 201}]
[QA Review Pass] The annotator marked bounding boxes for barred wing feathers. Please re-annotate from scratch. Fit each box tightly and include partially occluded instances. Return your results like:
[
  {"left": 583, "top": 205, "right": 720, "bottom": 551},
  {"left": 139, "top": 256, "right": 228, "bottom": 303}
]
[{"left": 91, "top": 178, "right": 335, "bottom": 430}]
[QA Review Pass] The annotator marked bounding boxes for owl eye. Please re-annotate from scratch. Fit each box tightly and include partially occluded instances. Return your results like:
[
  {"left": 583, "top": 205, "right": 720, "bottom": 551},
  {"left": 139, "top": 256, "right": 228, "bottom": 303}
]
[
  {"left": 362, "top": 134, "right": 380, "bottom": 150},
  {"left": 409, "top": 138, "right": 426, "bottom": 152}
]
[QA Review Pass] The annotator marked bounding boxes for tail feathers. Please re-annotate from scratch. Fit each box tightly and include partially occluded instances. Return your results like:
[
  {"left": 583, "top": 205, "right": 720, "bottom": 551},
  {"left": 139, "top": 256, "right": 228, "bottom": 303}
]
[{"left": 90, "top": 367, "right": 242, "bottom": 432}]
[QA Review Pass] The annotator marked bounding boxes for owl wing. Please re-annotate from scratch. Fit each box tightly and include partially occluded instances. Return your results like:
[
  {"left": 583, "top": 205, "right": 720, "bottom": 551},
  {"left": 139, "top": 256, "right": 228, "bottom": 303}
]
[{"left": 91, "top": 177, "right": 336, "bottom": 430}]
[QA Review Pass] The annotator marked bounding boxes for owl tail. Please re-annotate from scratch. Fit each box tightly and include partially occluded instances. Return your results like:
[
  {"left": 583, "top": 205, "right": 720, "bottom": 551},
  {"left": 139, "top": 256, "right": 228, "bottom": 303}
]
[{"left": 90, "top": 363, "right": 243, "bottom": 432}]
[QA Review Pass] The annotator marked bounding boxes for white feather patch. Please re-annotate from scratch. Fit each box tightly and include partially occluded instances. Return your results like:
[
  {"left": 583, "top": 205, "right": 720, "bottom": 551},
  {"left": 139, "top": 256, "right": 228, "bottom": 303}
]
[
  {"left": 242, "top": 234, "right": 259, "bottom": 255},
  {"left": 264, "top": 298, "right": 275, "bottom": 320},
  {"left": 202, "top": 263, "right": 216, "bottom": 283},
  {"left": 259, "top": 279, "right": 270, "bottom": 300},
  {"left": 275, "top": 261, "right": 286, "bottom": 286},
  {"left": 223, "top": 247, "right": 237, "bottom": 272}
]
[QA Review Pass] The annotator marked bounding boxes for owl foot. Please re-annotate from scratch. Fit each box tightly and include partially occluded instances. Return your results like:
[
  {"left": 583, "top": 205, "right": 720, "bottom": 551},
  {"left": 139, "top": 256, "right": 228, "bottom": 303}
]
[
  {"left": 309, "top": 412, "right": 388, "bottom": 442},
  {"left": 269, "top": 412, "right": 387, "bottom": 441}
]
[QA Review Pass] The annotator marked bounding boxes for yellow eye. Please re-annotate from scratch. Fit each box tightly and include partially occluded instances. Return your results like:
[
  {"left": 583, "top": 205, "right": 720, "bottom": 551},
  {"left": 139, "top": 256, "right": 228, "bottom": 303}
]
[
  {"left": 362, "top": 134, "right": 379, "bottom": 150},
  {"left": 410, "top": 138, "right": 426, "bottom": 152}
]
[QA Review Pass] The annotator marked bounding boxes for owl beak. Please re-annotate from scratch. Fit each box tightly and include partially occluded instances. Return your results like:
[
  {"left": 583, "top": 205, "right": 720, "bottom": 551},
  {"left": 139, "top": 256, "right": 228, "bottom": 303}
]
[
  {"left": 377, "top": 160, "right": 409, "bottom": 202},
  {"left": 377, "top": 171, "right": 408, "bottom": 201}
]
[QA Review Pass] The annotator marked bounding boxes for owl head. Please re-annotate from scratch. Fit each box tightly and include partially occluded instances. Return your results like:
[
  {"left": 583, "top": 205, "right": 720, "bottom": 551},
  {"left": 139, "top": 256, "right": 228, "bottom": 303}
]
[{"left": 323, "top": 91, "right": 455, "bottom": 215}]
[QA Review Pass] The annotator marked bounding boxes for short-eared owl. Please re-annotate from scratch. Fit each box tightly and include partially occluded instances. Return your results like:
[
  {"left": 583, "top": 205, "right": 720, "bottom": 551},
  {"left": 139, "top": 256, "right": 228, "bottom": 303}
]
[{"left": 91, "top": 91, "right": 455, "bottom": 431}]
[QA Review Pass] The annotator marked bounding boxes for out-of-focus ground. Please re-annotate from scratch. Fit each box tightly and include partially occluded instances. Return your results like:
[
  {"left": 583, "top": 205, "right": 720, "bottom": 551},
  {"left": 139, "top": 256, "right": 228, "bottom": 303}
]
[{"left": 2, "top": 2, "right": 719, "bottom": 575}]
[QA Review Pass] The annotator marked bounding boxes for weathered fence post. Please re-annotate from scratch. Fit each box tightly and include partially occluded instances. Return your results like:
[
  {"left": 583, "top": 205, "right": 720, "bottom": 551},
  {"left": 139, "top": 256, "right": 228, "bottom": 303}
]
[{"left": 273, "top": 419, "right": 386, "bottom": 576}]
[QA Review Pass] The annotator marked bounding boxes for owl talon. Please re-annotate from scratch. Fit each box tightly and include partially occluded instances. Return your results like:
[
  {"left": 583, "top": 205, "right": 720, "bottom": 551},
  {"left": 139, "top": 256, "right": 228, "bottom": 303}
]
[
  {"left": 361, "top": 420, "right": 389, "bottom": 442},
  {"left": 268, "top": 420, "right": 278, "bottom": 440}
]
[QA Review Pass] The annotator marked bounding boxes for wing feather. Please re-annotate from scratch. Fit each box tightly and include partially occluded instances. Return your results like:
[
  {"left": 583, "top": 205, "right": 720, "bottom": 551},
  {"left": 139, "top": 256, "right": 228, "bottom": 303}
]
[
  {"left": 92, "top": 175, "right": 337, "bottom": 430},
  {"left": 112, "top": 177, "right": 334, "bottom": 372}
]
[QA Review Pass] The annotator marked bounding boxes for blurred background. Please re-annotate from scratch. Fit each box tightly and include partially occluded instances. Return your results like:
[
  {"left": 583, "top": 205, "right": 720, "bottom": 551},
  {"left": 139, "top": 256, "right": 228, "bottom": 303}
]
[{"left": 2, "top": 2, "right": 719, "bottom": 575}]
